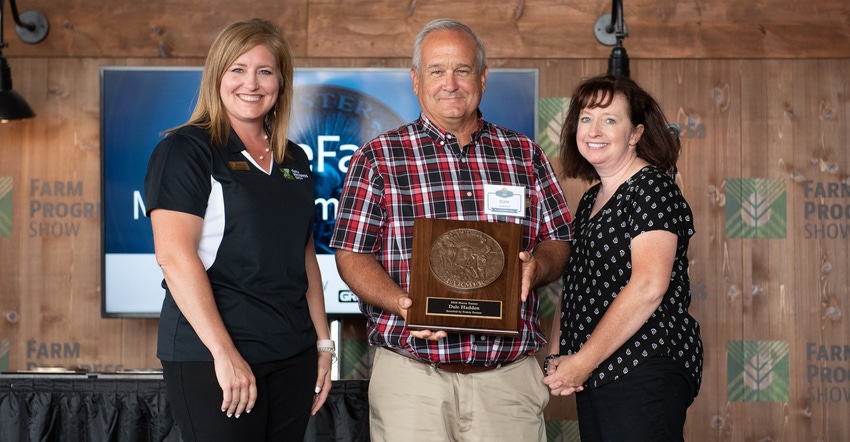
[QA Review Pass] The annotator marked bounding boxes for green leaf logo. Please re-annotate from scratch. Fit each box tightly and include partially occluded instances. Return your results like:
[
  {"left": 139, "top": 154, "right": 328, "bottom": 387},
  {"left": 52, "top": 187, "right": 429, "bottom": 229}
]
[
  {"left": 545, "top": 419, "right": 580, "bottom": 442},
  {"left": 341, "top": 337, "right": 374, "bottom": 380},
  {"left": 537, "top": 97, "right": 571, "bottom": 157},
  {"left": 538, "top": 282, "right": 561, "bottom": 318},
  {"left": 725, "top": 179, "right": 786, "bottom": 238},
  {"left": 727, "top": 340, "right": 789, "bottom": 402},
  {"left": 0, "top": 177, "right": 13, "bottom": 237}
]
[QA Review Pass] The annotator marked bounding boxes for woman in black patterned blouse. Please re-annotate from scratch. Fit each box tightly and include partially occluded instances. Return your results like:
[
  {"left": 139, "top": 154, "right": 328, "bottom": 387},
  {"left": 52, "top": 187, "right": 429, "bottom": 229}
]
[{"left": 543, "top": 74, "right": 703, "bottom": 442}]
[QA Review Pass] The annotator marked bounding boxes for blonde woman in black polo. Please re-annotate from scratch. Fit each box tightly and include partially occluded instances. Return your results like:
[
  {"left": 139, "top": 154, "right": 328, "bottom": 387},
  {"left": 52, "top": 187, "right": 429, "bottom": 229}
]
[{"left": 144, "top": 19, "right": 333, "bottom": 441}]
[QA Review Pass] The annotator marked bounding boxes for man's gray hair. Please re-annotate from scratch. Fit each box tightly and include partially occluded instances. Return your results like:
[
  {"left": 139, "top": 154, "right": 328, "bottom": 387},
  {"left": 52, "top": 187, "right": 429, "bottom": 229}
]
[{"left": 412, "top": 18, "right": 487, "bottom": 73}]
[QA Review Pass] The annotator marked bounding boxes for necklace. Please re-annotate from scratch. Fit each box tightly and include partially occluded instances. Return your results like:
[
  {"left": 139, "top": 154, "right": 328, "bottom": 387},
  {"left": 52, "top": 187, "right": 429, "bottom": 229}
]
[{"left": 258, "top": 134, "right": 270, "bottom": 160}]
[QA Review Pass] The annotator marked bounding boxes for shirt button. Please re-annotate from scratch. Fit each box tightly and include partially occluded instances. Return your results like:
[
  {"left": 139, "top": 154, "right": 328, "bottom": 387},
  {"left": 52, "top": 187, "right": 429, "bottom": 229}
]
[
  {"left": 467, "top": 191, "right": 473, "bottom": 197},
  {"left": 460, "top": 157, "right": 467, "bottom": 163}
]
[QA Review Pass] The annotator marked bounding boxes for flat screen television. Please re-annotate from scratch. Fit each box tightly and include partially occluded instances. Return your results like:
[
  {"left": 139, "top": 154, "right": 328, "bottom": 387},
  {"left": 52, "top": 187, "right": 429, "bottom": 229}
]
[{"left": 100, "top": 67, "right": 538, "bottom": 318}]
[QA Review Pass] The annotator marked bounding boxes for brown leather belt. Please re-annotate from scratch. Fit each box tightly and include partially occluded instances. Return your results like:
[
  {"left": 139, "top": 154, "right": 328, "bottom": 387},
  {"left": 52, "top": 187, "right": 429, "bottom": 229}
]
[{"left": 385, "top": 347, "right": 521, "bottom": 374}]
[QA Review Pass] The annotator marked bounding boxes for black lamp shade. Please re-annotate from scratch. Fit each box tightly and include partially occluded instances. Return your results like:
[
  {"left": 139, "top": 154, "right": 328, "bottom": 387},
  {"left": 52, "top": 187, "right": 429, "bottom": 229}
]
[
  {"left": 0, "top": 54, "right": 35, "bottom": 121},
  {"left": 0, "top": 89, "right": 35, "bottom": 121},
  {"left": 607, "top": 45, "right": 630, "bottom": 78}
]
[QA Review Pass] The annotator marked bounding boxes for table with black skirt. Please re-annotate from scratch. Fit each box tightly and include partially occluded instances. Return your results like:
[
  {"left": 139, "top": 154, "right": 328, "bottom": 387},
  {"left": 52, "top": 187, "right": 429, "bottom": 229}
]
[{"left": 0, "top": 372, "right": 369, "bottom": 442}]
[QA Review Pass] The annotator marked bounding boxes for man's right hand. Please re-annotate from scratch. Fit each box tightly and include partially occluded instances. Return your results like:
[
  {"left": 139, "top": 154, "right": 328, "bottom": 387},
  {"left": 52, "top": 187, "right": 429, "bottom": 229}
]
[{"left": 398, "top": 294, "right": 448, "bottom": 340}]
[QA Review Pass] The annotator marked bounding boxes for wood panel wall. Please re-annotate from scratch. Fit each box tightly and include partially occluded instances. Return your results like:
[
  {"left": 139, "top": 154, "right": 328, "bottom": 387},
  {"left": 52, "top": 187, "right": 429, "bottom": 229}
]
[
  {"left": 1, "top": 1, "right": 849, "bottom": 440},
  {"left": 4, "top": 0, "right": 850, "bottom": 59}
]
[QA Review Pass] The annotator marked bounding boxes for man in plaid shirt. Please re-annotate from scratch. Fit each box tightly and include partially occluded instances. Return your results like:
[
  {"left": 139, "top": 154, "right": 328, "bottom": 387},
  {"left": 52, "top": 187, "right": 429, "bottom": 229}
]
[{"left": 329, "top": 18, "right": 573, "bottom": 442}]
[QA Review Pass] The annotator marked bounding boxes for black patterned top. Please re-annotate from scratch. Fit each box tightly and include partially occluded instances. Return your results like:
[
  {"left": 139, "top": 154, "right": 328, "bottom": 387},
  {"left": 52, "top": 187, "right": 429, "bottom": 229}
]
[{"left": 560, "top": 166, "right": 703, "bottom": 392}]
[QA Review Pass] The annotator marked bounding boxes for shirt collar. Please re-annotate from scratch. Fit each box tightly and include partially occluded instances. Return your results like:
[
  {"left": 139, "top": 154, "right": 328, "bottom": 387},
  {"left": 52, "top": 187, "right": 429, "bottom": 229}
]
[
  {"left": 417, "top": 110, "right": 485, "bottom": 145},
  {"left": 224, "top": 130, "right": 247, "bottom": 154}
]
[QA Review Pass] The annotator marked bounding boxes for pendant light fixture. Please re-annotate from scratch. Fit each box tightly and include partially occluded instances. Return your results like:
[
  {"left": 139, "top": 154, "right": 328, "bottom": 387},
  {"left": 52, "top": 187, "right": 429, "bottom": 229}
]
[
  {"left": 0, "top": 0, "right": 49, "bottom": 123},
  {"left": 594, "top": 0, "right": 630, "bottom": 78}
]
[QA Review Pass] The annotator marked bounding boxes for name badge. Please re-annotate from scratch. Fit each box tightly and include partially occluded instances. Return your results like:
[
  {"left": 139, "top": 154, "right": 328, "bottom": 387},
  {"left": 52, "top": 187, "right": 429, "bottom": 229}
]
[
  {"left": 483, "top": 184, "right": 525, "bottom": 218},
  {"left": 228, "top": 161, "right": 250, "bottom": 171}
]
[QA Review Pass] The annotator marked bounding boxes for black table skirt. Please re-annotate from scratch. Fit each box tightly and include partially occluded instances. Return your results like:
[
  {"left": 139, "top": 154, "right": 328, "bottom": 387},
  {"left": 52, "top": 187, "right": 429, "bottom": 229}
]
[{"left": 0, "top": 374, "right": 369, "bottom": 442}]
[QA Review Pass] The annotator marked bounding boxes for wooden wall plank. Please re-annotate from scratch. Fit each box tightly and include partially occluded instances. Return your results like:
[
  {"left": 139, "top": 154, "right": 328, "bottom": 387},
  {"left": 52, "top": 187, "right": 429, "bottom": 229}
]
[
  {"left": 765, "top": 59, "right": 800, "bottom": 441},
  {"left": 1, "top": 0, "right": 310, "bottom": 58},
  {"left": 695, "top": 58, "right": 746, "bottom": 440},
  {"left": 736, "top": 59, "right": 776, "bottom": 441},
  {"left": 3, "top": 0, "right": 849, "bottom": 58},
  {"left": 790, "top": 58, "right": 826, "bottom": 440}
]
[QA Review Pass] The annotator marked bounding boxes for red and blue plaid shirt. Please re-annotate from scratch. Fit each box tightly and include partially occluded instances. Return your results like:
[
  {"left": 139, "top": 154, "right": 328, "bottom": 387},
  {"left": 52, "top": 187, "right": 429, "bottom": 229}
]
[{"left": 330, "top": 113, "right": 573, "bottom": 365}]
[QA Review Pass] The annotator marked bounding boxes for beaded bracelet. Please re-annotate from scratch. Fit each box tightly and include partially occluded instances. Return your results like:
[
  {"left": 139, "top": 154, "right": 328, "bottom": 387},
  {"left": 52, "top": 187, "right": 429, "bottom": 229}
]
[
  {"left": 317, "top": 339, "right": 337, "bottom": 363},
  {"left": 543, "top": 354, "right": 559, "bottom": 373}
]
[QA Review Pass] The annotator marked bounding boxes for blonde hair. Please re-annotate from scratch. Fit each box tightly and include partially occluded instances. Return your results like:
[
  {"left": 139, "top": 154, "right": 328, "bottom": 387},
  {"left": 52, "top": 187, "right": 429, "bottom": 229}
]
[{"left": 174, "top": 18, "right": 294, "bottom": 162}]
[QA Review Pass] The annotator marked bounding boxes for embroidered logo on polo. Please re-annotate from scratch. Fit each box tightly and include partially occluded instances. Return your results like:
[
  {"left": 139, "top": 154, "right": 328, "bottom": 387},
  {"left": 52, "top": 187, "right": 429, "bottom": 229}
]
[
  {"left": 727, "top": 340, "right": 789, "bottom": 402},
  {"left": 280, "top": 168, "right": 309, "bottom": 180},
  {"left": 0, "top": 177, "right": 12, "bottom": 237},
  {"left": 725, "top": 178, "right": 787, "bottom": 238}
]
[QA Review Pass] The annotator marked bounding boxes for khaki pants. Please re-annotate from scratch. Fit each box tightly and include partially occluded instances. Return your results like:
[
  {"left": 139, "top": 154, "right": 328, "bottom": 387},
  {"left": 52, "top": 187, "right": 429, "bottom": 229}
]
[{"left": 368, "top": 347, "right": 549, "bottom": 442}]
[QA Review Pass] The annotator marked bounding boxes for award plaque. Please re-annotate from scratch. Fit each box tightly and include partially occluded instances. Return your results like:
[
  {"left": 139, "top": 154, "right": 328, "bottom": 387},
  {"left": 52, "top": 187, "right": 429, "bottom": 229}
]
[{"left": 407, "top": 218, "right": 523, "bottom": 336}]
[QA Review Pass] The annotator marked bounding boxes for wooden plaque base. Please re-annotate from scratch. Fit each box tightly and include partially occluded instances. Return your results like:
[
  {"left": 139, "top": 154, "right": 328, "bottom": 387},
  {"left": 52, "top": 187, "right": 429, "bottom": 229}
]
[{"left": 407, "top": 218, "right": 523, "bottom": 336}]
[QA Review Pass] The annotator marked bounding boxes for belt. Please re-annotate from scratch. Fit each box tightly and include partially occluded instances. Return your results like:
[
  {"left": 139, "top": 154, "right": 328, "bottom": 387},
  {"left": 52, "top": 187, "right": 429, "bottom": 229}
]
[{"left": 385, "top": 347, "right": 521, "bottom": 375}]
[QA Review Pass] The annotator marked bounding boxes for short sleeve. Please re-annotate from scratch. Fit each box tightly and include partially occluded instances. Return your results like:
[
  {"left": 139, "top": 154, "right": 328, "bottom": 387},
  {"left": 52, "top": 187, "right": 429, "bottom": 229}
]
[
  {"left": 329, "top": 143, "right": 385, "bottom": 253},
  {"left": 144, "top": 130, "right": 213, "bottom": 219},
  {"left": 627, "top": 170, "right": 693, "bottom": 239}
]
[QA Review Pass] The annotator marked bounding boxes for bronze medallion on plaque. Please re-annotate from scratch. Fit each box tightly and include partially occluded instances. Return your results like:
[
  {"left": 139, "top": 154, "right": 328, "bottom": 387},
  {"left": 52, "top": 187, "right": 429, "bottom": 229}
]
[{"left": 407, "top": 218, "right": 523, "bottom": 336}]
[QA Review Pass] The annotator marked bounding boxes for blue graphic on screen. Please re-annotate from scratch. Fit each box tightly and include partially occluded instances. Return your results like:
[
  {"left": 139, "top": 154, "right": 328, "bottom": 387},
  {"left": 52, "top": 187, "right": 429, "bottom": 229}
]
[
  {"left": 103, "top": 68, "right": 201, "bottom": 255},
  {"left": 289, "top": 83, "right": 407, "bottom": 253},
  {"left": 102, "top": 67, "right": 537, "bottom": 316}
]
